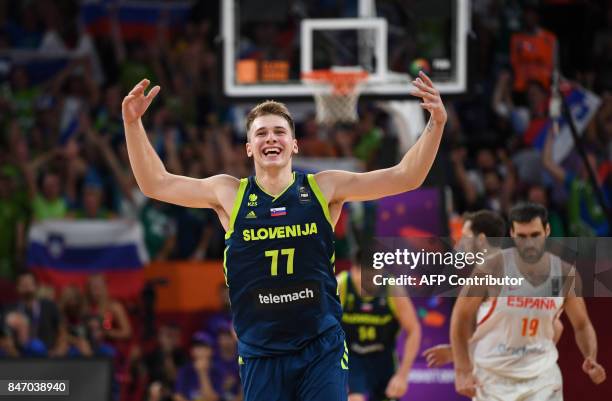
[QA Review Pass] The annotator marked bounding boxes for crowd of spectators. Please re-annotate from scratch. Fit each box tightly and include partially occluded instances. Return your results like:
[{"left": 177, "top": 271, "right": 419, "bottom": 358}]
[{"left": 1, "top": 1, "right": 612, "bottom": 400}]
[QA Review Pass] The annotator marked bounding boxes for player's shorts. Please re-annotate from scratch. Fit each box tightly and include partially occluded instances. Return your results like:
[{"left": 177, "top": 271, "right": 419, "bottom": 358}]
[
  {"left": 239, "top": 325, "right": 348, "bottom": 401},
  {"left": 474, "top": 364, "right": 563, "bottom": 401},
  {"left": 348, "top": 351, "right": 397, "bottom": 401}
]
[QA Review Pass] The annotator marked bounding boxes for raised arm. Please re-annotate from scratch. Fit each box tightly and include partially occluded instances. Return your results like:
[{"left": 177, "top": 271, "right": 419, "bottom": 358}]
[
  {"left": 121, "top": 79, "right": 239, "bottom": 226},
  {"left": 315, "top": 71, "right": 446, "bottom": 203}
]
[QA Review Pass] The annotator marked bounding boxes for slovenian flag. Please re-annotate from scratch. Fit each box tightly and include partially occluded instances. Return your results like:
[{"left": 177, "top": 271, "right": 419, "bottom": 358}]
[
  {"left": 523, "top": 83, "right": 601, "bottom": 163},
  {"left": 81, "top": 1, "right": 192, "bottom": 41},
  {"left": 27, "top": 220, "right": 149, "bottom": 300},
  {"left": 270, "top": 207, "right": 287, "bottom": 217}
]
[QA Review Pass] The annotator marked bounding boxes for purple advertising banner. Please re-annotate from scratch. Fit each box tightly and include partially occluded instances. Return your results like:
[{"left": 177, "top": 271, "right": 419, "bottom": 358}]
[
  {"left": 375, "top": 189, "right": 465, "bottom": 400},
  {"left": 396, "top": 297, "right": 465, "bottom": 401}
]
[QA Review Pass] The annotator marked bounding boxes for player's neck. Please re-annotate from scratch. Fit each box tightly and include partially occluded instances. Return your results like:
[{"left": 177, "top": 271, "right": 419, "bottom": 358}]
[
  {"left": 255, "top": 167, "right": 294, "bottom": 197},
  {"left": 515, "top": 249, "right": 550, "bottom": 276}
]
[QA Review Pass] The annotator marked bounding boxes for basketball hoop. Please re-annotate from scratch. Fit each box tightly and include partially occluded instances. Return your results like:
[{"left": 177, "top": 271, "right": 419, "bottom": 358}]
[{"left": 302, "top": 69, "right": 369, "bottom": 125}]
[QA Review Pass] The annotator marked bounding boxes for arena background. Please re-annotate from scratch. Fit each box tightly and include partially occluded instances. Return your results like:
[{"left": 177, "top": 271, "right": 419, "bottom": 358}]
[{"left": 1, "top": 0, "right": 612, "bottom": 400}]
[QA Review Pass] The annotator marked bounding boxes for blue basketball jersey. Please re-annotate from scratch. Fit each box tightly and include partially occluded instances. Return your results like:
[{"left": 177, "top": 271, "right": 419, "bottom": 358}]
[{"left": 224, "top": 172, "right": 342, "bottom": 357}]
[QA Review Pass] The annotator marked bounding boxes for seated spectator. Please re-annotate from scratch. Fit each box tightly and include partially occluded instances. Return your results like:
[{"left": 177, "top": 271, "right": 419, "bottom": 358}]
[
  {"left": 144, "top": 324, "right": 187, "bottom": 400},
  {"left": 58, "top": 285, "right": 86, "bottom": 332},
  {"left": 212, "top": 324, "right": 241, "bottom": 401},
  {"left": 8, "top": 271, "right": 60, "bottom": 351},
  {"left": 174, "top": 332, "right": 219, "bottom": 401},
  {"left": 4, "top": 310, "right": 47, "bottom": 357},
  {"left": 85, "top": 274, "right": 132, "bottom": 341},
  {"left": 84, "top": 314, "right": 117, "bottom": 358}
]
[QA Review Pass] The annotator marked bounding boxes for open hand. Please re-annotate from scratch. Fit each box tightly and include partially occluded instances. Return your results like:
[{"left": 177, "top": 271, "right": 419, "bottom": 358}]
[
  {"left": 122, "top": 79, "right": 160, "bottom": 125},
  {"left": 411, "top": 71, "right": 447, "bottom": 125},
  {"left": 423, "top": 344, "right": 453, "bottom": 367}
]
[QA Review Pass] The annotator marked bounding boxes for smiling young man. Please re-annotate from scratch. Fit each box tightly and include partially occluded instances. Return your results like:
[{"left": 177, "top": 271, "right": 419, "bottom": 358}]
[
  {"left": 121, "top": 70, "right": 446, "bottom": 401},
  {"left": 451, "top": 203, "right": 606, "bottom": 401}
]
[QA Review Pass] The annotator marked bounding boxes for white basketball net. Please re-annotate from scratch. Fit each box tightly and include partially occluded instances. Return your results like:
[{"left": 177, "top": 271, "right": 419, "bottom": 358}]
[{"left": 303, "top": 71, "right": 368, "bottom": 126}]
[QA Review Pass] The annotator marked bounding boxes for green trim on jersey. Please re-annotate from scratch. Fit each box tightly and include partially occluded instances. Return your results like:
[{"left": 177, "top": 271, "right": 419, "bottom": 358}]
[
  {"left": 337, "top": 271, "right": 349, "bottom": 305},
  {"left": 223, "top": 245, "right": 230, "bottom": 286},
  {"left": 307, "top": 174, "right": 333, "bottom": 229},
  {"left": 255, "top": 172, "right": 296, "bottom": 201},
  {"left": 225, "top": 178, "right": 249, "bottom": 240}
]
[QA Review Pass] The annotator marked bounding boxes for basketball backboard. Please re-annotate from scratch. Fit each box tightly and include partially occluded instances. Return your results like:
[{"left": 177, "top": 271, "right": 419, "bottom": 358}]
[{"left": 222, "top": 0, "right": 469, "bottom": 98}]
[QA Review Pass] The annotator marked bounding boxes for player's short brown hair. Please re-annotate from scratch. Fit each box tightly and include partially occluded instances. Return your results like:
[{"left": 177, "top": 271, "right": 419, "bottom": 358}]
[
  {"left": 245, "top": 100, "right": 295, "bottom": 139},
  {"left": 471, "top": 210, "right": 507, "bottom": 247}
]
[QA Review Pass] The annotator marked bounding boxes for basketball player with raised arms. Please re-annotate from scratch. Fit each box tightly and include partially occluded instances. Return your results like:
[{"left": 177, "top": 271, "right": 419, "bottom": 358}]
[
  {"left": 451, "top": 203, "right": 606, "bottom": 401},
  {"left": 121, "top": 70, "right": 446, "bottom": 401}
]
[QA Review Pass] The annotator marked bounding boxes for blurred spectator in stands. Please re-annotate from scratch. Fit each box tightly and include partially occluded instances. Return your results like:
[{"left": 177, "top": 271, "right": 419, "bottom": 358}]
[
  {"left": 144, "top": 324, "right": 188, "bottom": 401},
  {"left": 81, "top": 115, "right": 147, "bottom": 219},
  {"left": 592, "top": 5, "right": 612, "bottom": 93},
  {"left": 0, "top": 169, "right": 27, "bottom": 279},
  {"left": 6, "top": 67, "right": 41, "bottom": 131},
  {"left": 175, "top": 332, "right": 219, "bottom": 401},
  {"left": 111, "top": 5, "right": 164, "bottom": 93},
  {"left": 147, "top": 381, "right": 167, "bottom": 401},
  {"left": 52, "top": 285, "right": 86, "bottom": 357},
  {"left": 141, "top": 200, "right": 177, "bottom": 262},
  {"left": 206, "top": 283, "right": 232, "bottom": 336},
  {"left": 85, "top": 274, "right": 132, "bottom": 341},
  {"left": 353, "top": 109, "right": 383, "bottom": 167},
  {"left": 84, "top": 314, "right": 117, "bottom": 358},
  {"left": 526, "top": 184, "right": 566, "bottom": 236},
  {"left": 212, "top": 323, "right": 241, "bottom": 401},
  {"left": 58, "top": 285, "right": 86, "bottom": 333},
  {"left": 331, "top": 124, "right": 356, "bottom": 157},
  {"left": 492, "top": 70, "right": 550, "bottom": 143},
  {"left": 298, "top": 114, "right": 336, "bottom": 157},
  {"left": 94, "top": 85, "right": 125, "bottom": 141},
  {"left": 510, "top": 3, "right": 557, "bottom": 94},
  {"left": 543, "top": 132, "right": 610, "bottom": 236},
  {"left": 20, "top": 142, "right": 69, "bottom": 221},
  {"left": 71, "top": 180, "right": 115, "bottom": 219},
  {"left": 39, "top": 3, "right": 104, "bottom": 84},
  {"left": 451, "top": 146, "right": 511, "bottom": 212},
  {"left": 8, "top": 271, "right": 60, "bottom": 351},
  {"left": 4, "top": 310, "right": 47, "bottom": 357},
  {"left": 170, "top": 209, "right": 216, "bottom": 261},
  {"left": 5, "top": 3, "right": 42, "bottom": 49}
]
